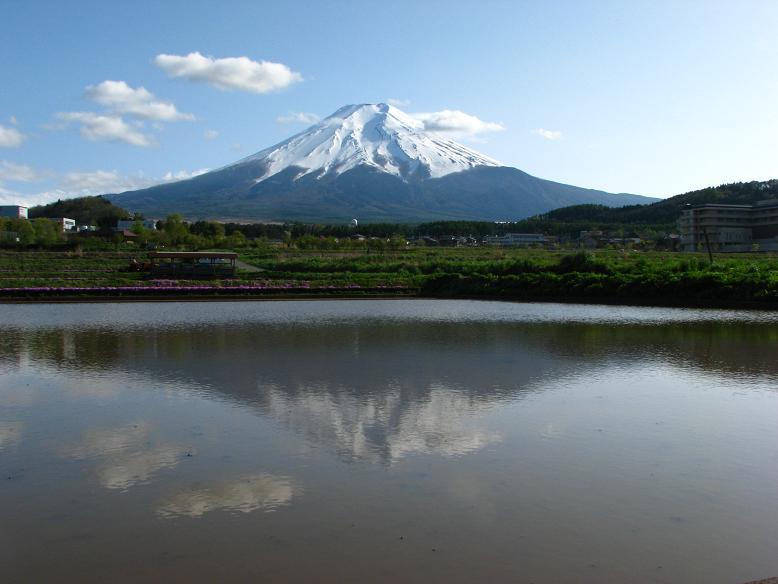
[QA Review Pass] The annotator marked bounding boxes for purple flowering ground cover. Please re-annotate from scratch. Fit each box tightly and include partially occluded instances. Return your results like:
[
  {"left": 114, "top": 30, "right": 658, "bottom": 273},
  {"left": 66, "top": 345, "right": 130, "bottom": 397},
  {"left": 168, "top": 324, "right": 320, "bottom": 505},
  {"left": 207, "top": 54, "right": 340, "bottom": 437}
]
[
  {"left": 0, "top": 251, "right": 417, "bottom": 299},
  {"left": 0, "top": 283, "right": 412, "bottom": 297}
]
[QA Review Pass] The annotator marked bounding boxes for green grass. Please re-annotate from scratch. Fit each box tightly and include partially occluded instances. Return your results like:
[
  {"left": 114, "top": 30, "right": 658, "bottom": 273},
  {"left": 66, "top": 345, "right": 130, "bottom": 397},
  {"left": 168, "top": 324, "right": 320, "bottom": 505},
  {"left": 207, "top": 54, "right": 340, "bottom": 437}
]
[{"left": 3, "top": 247, "right": 778, "bottom": 306}]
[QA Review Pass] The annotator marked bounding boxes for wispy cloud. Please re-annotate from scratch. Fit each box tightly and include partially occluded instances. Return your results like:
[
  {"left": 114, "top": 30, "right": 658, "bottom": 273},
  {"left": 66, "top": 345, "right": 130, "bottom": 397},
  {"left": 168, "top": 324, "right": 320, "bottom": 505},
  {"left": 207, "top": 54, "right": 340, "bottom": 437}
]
[
  {"left": 276, "top": 111, "right": 319, "bottom": 124},
  {"left": 160, "top": 169, "right": 209, "bottom": 181},
  {"left": 60, "top": 168, "right": 208, "bottom": 194},
  {"left": 204, "top": 129, "right": 219, "bottom": 140},
  {"left": 0, "top": 160, "right": 47, "bottom": 182},
  {"left": 0, "top": 167, "right": 210, "bottom": 207},
  {"left": 0, "top": 124, "right": 26, "bottom": 148},
  {"left": 534, "top": 128, "right": 563, "bottom": 140},
  {"left": 155, "top": 51, "right": 302, "bottom": 93},
  {"left": 387, "top": 98, "right": 411, "bottom": 107},
  {"left": 55, "top": 112, "right": 154, "bottom": 147},
  {"left": 411, "top": 110, "right": 504, "bottom": 137},
  {"left": 86, "top": 80, "right": 193, "bottom": 122},
  {"left": 59, "top": 169, "right": 154, "bottom": 194}
]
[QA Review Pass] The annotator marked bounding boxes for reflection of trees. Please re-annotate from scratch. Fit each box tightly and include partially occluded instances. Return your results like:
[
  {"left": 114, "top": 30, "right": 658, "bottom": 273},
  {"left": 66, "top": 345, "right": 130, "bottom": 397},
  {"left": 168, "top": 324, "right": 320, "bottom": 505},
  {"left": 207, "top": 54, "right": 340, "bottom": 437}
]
[
  {"left": 4, "top": 321, "right": 778, "bottom": 382},
  {"left": 4, "top": 319, "right": 778, "bottom": 464},
  {"left": 526, "top": 323, "right": 778, "bottom": 377},
  {"left": 1, "top": 323, "right": 568, "bottom": 400}
]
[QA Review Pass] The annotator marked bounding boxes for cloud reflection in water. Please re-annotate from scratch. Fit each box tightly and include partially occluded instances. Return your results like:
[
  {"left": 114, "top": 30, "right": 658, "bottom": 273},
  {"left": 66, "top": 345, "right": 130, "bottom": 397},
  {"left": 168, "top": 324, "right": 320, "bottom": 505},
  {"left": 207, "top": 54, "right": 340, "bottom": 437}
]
[
  {"left": 157, "top": 474, "right": 300, "bottom": 518},
  {"left": 63, "top": 422, "right": 187, "bottom": 491}
]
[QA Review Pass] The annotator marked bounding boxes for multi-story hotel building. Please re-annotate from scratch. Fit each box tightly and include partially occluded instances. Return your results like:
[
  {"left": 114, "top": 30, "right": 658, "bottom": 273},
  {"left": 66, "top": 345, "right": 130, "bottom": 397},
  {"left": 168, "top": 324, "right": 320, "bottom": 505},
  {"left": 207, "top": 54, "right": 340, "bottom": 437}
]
[{"left": 679, "top": 200, "right": 778, "bottom": 252}]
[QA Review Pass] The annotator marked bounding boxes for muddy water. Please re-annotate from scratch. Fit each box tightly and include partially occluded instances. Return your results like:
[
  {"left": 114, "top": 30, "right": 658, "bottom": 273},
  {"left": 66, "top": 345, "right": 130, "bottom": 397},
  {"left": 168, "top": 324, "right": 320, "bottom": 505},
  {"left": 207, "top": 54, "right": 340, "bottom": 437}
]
[{"left": 1, "top": 300, "right": 777, "bottom": 583}]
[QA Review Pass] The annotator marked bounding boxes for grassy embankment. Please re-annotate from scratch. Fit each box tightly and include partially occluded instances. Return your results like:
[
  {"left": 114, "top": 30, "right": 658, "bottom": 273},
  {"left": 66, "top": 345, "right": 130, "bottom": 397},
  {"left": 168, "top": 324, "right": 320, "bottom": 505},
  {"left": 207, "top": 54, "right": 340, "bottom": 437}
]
[{"left": 3, "top": 247, "right": 778, "bottom": 307}]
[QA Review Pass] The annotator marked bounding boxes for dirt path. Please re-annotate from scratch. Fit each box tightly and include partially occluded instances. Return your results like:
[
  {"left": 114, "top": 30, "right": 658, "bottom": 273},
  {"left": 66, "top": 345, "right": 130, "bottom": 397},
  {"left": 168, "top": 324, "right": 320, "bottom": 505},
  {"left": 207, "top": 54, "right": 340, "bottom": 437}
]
[{"left": 235, "top": 259, "right": 263, "bottom": 273}]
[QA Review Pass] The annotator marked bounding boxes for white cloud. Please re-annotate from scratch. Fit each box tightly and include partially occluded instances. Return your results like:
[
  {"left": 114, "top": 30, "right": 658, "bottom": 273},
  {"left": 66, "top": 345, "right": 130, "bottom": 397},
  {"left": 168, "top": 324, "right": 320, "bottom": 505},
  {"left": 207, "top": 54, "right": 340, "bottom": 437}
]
[
  {"left": 86, "top": 80, "right": 193, "bottom": 122},
  {"left": 411, "top": 110, "right": 505, "bottom": 137},
  {"left": 56, "top": 112, "right": 154, "bottom": 147},
  {"left": 534, "top": 128, "right": 563, "bottom": 140},
  {"left": 0, "top": 161, "right": 46, "bottom": 182},
  {"left": 60, "top": 168, "right": 208, "bottom": 194},
  {"left": 0, "top": 185, "right": 26, "bottom": 206},
  {"left": 0, "top": 124, "right": 26, "bottom": 148},
  {"left": 51, "top": 80, "right": 191, "bottom": 148},
  {"left": 161, "top": 168, "right": 209, "bottom": 181},
  {"left": 387, "top": 98, "right": 411, "bottom": 107},
  {"left": 0, "top": 161, "right": 48, "bottom": 205},
  {"left": 8, "top": 116, "right": 19, "bottom": 125},
  {"left": 155, "top": 51, "right": 302, "bottom": 93},
  {"left": 59, "top": 169, "right": 153, "bottom": 194},
  {"left": 204, "top": 129, "right": 219, "bottom": 140},
  {"left": 276, "top": 111, "right": 320, "bottom": 124},
  {"left": 0, "top": 167, "right": 211, "bottom": 207}
]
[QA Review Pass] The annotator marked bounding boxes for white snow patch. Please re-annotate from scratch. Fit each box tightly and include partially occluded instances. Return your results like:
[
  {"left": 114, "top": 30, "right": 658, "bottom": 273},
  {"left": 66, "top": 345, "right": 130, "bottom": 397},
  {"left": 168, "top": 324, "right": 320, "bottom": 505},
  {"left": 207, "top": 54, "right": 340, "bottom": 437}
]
[{"left": 233, "top": 103, "right": 502, "bottom": 183}]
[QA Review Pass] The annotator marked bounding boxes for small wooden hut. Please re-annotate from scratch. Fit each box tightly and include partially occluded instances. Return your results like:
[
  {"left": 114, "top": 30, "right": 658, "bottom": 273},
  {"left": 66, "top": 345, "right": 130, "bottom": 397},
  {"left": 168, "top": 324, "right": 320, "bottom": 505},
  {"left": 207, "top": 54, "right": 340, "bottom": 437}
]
[{"left": 147, "top": 251, "right": 238, "bottom": 279}]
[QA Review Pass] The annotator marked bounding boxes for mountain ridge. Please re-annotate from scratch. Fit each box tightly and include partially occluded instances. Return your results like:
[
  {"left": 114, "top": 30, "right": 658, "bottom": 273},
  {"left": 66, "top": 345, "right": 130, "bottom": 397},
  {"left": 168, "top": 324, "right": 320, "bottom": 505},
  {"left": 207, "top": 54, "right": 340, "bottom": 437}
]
[{"left": 109, "top": 103, "right": 657, "bottom": 222}]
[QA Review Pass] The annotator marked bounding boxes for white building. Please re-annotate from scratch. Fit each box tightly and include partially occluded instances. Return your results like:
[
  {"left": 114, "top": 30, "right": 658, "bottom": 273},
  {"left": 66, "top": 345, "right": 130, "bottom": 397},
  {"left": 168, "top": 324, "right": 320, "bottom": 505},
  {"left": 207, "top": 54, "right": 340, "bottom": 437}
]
[
  {"left": 484, "top": 233, "right": 555, "bottom": 246},
  {"left": 55, "top": 218, "right": 76, "bottom": 232},
  {"left": 0, "top": 205, "right": 28, "bottom": 219}
]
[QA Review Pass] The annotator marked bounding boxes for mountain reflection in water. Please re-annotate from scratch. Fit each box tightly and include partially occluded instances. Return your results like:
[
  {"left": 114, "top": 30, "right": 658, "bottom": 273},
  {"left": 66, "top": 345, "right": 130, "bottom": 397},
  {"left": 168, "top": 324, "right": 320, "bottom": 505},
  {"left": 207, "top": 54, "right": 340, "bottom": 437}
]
[
  {"left": 3, "top": 312, "right": 778, "bottom": 465},
  {"left": 2, "top": 301, "right": 778, "bottom": 584}
]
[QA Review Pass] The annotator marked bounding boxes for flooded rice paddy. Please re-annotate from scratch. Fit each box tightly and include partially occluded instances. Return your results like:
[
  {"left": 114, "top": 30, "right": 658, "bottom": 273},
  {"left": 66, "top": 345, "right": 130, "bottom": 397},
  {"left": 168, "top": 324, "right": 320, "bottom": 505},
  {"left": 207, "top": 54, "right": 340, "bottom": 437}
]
[{"left": 1, "top": 300, "right": 777, "bottom": 582}]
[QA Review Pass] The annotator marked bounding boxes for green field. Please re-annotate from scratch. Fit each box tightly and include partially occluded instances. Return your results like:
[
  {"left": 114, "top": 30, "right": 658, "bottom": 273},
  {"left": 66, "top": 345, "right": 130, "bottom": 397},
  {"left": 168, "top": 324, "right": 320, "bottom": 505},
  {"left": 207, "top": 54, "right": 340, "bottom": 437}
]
[{"left": 3, "top": 247, "right": 778, "bottom": 306}]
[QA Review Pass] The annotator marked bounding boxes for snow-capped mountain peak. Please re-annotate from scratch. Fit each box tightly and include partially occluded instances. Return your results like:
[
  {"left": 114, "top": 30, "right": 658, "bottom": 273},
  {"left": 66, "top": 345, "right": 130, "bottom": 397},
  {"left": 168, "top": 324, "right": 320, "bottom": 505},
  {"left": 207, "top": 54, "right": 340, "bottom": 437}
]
[{"left": 236, "top": 103, "right": 502, "bottom": 183}]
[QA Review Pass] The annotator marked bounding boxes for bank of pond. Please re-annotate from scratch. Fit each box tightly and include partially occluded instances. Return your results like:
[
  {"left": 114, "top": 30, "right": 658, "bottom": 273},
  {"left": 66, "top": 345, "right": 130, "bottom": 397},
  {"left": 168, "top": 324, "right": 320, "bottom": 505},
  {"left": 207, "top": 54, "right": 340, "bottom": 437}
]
[{"left": 2, "top": 250, "right": 778, "bottom": 308}]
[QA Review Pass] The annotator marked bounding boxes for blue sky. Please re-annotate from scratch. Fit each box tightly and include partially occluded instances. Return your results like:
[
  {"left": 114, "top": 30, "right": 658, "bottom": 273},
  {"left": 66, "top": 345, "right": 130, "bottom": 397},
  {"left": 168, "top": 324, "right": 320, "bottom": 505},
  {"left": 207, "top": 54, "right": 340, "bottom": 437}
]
[{"left": 1, "top": 0, "right": 777, "bottom": 206}]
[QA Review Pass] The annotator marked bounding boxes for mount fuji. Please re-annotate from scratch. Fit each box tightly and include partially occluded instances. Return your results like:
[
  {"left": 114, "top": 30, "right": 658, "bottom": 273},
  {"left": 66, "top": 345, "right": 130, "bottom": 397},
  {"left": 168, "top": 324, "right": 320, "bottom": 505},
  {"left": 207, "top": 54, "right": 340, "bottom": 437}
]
[{"left": 109, "top": 103, "right": 656, "bottom": 222}]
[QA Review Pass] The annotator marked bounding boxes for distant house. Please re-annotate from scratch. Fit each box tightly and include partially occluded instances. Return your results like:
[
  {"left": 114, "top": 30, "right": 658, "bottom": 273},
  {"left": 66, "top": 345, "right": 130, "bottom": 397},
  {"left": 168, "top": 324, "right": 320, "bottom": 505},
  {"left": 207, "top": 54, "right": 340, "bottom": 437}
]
[
  {"left": 484, "top": 233, "right": 556, "bottom": 247},
  {"left": 578, "top": 230, "right": 643, "bottom": 249},
  {"left": 437, "top": 236, "right": 459, "bottom": 247},
  {"left": 117, "top": 229, "right": 138, "bottom": 242},
  {"left": 578, "top": 230, "right": 605, "bottom": 248},
  {"left": 0, "top": 205, "right": 28, "bottom": 219},
  {"left": 116, "top": 219, "right": 157, "bottom": 231},
  {"left": 54, "top": 218, "right": 77, "bottom": 232}
]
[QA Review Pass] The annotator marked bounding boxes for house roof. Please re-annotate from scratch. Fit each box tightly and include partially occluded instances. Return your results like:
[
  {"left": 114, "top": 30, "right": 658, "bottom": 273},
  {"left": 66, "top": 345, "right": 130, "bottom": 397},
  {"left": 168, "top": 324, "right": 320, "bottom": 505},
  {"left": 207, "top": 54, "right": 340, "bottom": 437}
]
[{"left": 148, "top": 251, "right": 238, "bottom": 259}]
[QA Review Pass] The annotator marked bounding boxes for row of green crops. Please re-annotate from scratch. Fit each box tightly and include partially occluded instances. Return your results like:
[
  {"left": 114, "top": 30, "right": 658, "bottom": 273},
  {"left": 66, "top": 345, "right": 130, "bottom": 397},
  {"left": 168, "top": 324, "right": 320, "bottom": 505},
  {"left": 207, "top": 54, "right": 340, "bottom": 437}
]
[{"left": 4, "top": 248, "right": 778, "bottom": 306}]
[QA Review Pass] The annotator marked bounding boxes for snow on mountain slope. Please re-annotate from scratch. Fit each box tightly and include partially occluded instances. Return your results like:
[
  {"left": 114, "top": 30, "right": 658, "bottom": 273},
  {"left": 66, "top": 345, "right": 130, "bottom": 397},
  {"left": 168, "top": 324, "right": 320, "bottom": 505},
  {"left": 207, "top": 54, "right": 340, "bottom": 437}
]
[
  {"left": 234, "top": 103, "right": 502, "bottom": 182},
  {"left": 108, "top": 101, "right": 658, "bottom": 222}
]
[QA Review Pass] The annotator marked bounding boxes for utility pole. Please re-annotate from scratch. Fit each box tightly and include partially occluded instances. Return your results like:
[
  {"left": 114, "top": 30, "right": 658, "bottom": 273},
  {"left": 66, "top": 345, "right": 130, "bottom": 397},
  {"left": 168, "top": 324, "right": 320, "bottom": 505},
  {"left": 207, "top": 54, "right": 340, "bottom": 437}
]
[{"left": 702, "top": 226, "right": 713, "bottom": 267}]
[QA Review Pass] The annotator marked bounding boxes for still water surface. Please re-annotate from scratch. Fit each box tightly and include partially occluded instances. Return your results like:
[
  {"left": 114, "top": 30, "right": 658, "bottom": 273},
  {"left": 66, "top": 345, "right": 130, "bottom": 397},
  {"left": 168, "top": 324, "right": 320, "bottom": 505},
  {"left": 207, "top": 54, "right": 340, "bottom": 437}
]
[{"left": 1, "top": 300, "right": 777, "bottom": 583}]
